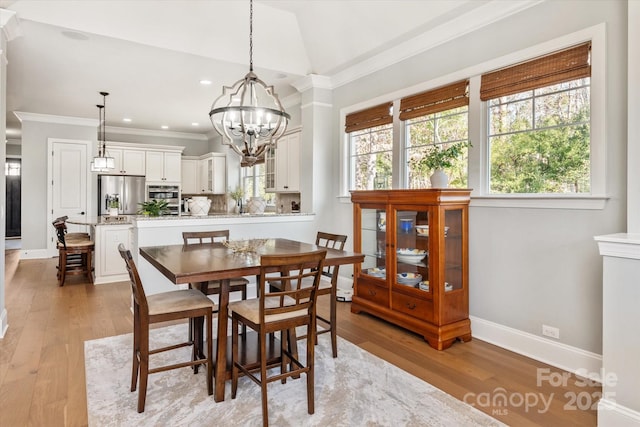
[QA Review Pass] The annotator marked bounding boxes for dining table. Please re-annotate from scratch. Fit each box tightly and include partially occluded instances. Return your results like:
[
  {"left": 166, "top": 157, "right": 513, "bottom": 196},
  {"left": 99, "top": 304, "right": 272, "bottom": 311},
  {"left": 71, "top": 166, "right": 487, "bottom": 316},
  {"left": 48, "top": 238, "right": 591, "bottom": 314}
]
[{"left": 139, "top": 237, "right": 364, "bottom": 402}]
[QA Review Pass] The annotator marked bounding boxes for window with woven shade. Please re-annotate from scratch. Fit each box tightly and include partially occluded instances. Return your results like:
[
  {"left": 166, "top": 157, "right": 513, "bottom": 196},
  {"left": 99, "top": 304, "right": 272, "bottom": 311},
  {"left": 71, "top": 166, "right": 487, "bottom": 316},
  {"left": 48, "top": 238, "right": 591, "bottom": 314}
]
[
  {"left": 483, "top": 42, "right": 591, "bottom": 194},
  {"left": 347, "top": 103, "right": 394, "bottom": 191},
  {"left": 401, "top": 81, "right": 470, "bottom": 189}
]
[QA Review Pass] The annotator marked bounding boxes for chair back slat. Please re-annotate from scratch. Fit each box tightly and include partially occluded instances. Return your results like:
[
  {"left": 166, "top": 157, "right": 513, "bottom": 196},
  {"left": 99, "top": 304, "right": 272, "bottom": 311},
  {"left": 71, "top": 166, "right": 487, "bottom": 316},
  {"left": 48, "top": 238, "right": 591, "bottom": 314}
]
[
  {"left": 118, "top": 244, "right": 148, "bottom": 314},
  {"left": 183, "top": 230, "right": 230, "bottom": 245},
  {"left": 315, "top": 232, "right": 347, "bottom": 277},
  {"left": 259, "top": 250, "right": 327, "bottom": 322},
  {"left": 52, "top": 219, "right": 68, "bottom": 248}
]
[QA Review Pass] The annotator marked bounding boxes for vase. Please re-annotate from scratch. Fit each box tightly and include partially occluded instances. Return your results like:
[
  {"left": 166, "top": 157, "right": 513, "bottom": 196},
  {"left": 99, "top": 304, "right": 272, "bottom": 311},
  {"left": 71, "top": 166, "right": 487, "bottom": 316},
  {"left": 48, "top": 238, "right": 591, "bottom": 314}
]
[
  {"left": 430, "top": 169, "right": 449, "bottom": 188},
  {"left": 188, "top": 196, "right": 211, "bottom": 216},
  {"left": 246, "top": 196, "right": 266, "bottom": 214}
]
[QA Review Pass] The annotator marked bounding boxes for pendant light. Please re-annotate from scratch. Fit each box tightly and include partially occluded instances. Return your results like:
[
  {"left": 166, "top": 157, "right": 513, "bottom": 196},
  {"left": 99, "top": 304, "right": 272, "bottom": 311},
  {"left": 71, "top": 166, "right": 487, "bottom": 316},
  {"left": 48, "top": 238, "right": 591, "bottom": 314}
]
[
  {"left": 90, "top": 91, "right": 115, "bottom": 172},
  {"left": 208, "top": 0, "right": 290, "bottom": 166}
]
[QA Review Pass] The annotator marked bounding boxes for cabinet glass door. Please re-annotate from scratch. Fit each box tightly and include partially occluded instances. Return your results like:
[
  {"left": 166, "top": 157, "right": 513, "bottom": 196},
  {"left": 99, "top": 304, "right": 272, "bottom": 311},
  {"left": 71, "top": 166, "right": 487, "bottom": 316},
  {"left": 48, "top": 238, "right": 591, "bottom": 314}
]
[
  {"left": 444, "top": 208, "right": 463, "bottom": 292},
  {"left": 395, "top": 208, "right": 430, "bottom": 293},
  {"left": 359, "top": 207, "right": 387, "bottom": 280}
]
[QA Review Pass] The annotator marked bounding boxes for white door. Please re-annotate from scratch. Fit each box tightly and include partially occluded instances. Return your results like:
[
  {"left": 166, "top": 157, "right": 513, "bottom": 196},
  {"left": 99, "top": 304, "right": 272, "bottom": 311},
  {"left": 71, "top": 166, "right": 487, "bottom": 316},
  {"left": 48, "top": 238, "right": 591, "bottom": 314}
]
[{"left": 50, "top": 140, "right": 90, "bottom": 252}]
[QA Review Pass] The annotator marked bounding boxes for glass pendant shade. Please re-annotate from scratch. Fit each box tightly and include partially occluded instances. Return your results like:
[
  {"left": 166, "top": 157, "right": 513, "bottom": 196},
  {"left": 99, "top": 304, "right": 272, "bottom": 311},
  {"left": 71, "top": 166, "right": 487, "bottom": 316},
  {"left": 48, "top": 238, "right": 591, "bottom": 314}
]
[{"left": 91, "top": 92, "right": 115, "bottom": 172}]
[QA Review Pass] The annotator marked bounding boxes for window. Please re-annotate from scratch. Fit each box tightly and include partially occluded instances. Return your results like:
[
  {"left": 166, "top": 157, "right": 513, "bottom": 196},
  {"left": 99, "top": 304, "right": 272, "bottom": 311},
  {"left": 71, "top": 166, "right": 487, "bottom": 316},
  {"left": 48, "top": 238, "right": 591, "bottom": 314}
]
[
  {"left": 346, "top": 103, "right": 394, "bottom": 190},
  {"left": 482, "top": 42, "right": 591, "bottom": 194},
  {"left": 401, "top": 80, "right": 470, "bottom": 189},
  {"left": 242, "top": 163, "right": 274, "bottom": 205}
]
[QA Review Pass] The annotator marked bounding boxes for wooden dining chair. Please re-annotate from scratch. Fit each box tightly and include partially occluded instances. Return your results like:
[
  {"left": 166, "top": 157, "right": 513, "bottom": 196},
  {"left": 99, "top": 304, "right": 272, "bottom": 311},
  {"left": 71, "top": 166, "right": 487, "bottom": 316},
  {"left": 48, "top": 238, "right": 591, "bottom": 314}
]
[
  {"left": 52, "top": 218, "right": 94, "bottom": 286},
  {"left": 269, "top": 231, "right": 347, "bottom": 358},
  {"left": 118, "top": 244, "right": 216, "bottom": 413},
  {"left": 229, "top": 249, "right": 327, "bottom": 427},
  {"left": 182, "top": 230, "right": 250, "bottom": 300}
]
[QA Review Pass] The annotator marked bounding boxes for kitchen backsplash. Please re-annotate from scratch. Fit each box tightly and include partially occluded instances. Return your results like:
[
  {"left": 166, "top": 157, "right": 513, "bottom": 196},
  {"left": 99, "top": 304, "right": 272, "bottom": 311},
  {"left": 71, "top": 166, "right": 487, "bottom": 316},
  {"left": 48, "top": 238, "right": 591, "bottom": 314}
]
[{"left": 182, "top": 192, "right": 301, "bottom": 214}]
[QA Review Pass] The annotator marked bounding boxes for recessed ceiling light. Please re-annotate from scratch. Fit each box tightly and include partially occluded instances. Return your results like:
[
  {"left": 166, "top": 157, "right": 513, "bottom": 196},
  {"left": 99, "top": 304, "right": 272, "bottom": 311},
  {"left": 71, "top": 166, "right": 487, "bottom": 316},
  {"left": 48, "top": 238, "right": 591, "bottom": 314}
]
[
  {"left": 161, "top": 125, "right": 169, "bottom": 130},
  {"left": 192, "top": 122, "right": 199, "bottom": 126},
  {"left": 200, "top": 80, "right": 212, "bottom": 85},
  {"left": 122, "top": 118, "right": 132, "bottom": 123}
]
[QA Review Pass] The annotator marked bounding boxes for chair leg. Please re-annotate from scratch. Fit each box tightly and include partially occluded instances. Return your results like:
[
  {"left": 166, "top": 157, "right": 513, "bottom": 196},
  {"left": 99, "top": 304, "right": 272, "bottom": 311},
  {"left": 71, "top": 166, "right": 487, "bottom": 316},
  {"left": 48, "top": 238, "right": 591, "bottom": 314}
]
[
  {"left": 59, "top": 251, "right": 67, "bottom": 286},
  {"left": 137, "top": 324, "right": 149, "bottom": 413},
  {"left": 307, "top": 323, "right": 315, "bottom": 415},
  {"left": 206, "top": 312, "right": 213, "bottom": 396},
  {"left": 86, "top": 249, "right": 94, "bottom": 284},
  {"left": 329, "top": 292, "right": 338, "bottom": 358},
  {"left": 259, "top": 331, "right": 270, "bottom": 427},
  {"left": 231, "top": 316, "right": 239, "bottom": 399}
]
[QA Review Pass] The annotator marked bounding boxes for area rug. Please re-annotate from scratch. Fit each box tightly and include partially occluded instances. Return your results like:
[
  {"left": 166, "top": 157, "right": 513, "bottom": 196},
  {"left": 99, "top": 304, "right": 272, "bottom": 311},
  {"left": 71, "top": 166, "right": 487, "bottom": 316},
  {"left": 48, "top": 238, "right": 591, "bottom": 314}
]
[{"left": 85, "top": 324, "right": 504, "bottom": 426}]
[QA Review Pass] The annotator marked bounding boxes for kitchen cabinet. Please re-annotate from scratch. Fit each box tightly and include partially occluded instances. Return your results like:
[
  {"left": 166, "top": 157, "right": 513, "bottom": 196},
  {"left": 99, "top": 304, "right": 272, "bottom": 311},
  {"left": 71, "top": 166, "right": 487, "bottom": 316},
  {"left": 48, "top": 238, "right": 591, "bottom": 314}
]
[
  {"left": 101, "top": 147, "right": 146, "bottom": 175},
  {"left": 94, "top": 223, "right": 131, "bottom": 284},
  {"left": 146, "top": 151, "right": 181, "bottom": 183},
  {"left": 197, "top": 153, "right": 227, "bottom": 194},
  {"left": 266, "top": 130, "right": 300, "bottom": 192},
  {"left": 350, "top": 189, "right": 471, "bottom": 350},
  {"left": 181, "top": 158, "right": 198, "bottom": 194}
]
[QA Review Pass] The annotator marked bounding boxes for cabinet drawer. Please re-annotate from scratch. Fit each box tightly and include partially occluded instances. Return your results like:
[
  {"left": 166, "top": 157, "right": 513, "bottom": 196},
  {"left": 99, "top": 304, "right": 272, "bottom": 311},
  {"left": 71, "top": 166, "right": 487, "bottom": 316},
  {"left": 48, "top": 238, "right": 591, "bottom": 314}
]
[
  {"left": 392, "top": 291, "right": 431, "bottom": 321},
  {"left": 356, "top": 281, "right": 389, "bottom": 306}
]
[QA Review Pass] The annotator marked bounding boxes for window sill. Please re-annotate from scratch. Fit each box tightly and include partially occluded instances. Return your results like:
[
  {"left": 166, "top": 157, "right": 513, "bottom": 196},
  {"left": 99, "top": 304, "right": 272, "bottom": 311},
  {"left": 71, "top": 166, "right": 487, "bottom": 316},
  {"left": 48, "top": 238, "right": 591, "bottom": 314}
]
[
  {"left": 470, "top": 194, "right": 609, "bottom": 210},
  {"left": 338, "top": 194, "right": 609, "bottom": 210}
]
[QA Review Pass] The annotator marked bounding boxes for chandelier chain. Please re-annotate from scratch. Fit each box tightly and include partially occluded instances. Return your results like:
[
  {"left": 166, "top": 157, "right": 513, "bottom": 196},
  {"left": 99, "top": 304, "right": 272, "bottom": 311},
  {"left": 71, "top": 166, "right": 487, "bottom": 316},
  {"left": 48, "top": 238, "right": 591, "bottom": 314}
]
[{"left": 249, "top": 0, "right": 253, "bottom": 72}]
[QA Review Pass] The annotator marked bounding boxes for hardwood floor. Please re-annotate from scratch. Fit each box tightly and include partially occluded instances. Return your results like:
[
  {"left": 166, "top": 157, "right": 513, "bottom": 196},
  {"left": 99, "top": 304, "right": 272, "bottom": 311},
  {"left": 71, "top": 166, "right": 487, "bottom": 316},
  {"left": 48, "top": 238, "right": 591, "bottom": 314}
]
[{"left": 0, "top": 253, "right": 598, "bottom": 426}]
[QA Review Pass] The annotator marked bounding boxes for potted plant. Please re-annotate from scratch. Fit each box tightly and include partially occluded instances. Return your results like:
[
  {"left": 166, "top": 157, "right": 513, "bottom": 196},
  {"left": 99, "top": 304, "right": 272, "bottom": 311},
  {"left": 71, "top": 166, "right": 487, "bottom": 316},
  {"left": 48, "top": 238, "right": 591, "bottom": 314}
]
[
  {"left": 137, "top": 199, "right": 170, "bottom": 217},
  {"left": 416, "top": 141, "right": 471, "bottom": 188},
  {"left": 108, "top": 199, "right": 120, "bottom": 216},
  {"left": 227, "top": 186, "right": 245, "bottom": 214}
]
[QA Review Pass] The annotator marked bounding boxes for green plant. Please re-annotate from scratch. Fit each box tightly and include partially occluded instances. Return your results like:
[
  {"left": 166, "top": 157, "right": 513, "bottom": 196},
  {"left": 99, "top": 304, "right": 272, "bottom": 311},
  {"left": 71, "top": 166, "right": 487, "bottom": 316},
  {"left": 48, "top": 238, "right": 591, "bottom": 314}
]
[
  {"left": 227, "top": 186, "right": 245, "bottom": 202},
  {"left": 419, "top": 141, "right": 471, "bottom": 171},
  {"left": 137, "top": 199, "right": 170, "bottom": 216},
  {"left": 108, "top": 199, "right": 120, "bottom": 209}
]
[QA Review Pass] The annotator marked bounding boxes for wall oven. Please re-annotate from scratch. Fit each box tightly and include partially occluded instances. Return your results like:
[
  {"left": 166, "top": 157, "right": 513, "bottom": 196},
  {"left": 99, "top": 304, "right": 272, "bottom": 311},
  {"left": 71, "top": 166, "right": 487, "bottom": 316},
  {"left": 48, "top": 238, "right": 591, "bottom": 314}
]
[{"left": 147, "top": 184, "right": 181, "bottom": 216}]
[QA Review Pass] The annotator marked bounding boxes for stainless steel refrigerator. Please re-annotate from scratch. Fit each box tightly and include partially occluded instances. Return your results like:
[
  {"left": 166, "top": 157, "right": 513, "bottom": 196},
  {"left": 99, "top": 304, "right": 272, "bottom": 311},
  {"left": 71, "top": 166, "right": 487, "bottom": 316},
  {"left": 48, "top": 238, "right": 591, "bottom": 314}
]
[{"left": 98, "top": 175, "right": 146, "bottom": 215}]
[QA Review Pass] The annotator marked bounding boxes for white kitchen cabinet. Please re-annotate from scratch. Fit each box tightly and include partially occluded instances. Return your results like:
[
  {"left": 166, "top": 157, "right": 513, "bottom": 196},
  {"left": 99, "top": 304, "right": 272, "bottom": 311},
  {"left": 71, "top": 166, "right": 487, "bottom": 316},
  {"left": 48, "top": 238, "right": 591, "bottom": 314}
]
[
  {"left": 270, "top": 130, "right": 300, "bottom": 192},
  {"left": 181, "top": 158, "right": 199, "bottom": 194},
  {"left": 94, "top": 224, "right": 131, "bottom": 284},
  {"left": 101, "top": 147, "right": 146, "bottom": 175},
  {"left": 197, "top": 153, "right": 227, "bottom": 194},
  {"left": 146, "top": 151, "right": 182, "bottom": 183}
]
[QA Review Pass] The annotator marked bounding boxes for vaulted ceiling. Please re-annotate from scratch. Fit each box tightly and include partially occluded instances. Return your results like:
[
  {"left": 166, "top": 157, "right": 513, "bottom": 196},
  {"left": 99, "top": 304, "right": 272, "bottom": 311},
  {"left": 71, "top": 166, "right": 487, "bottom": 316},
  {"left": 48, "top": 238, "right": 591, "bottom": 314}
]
[{"left": 2, "top": 0, "right": 540, "bottom": 138}]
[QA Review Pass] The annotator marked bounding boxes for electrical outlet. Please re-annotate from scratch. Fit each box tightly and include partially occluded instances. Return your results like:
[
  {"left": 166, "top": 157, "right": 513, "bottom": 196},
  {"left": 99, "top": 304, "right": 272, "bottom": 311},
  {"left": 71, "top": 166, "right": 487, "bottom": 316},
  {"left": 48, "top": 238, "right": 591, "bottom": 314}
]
[{"left": 542, "top": 325, "right": 560, "bottom": 339}]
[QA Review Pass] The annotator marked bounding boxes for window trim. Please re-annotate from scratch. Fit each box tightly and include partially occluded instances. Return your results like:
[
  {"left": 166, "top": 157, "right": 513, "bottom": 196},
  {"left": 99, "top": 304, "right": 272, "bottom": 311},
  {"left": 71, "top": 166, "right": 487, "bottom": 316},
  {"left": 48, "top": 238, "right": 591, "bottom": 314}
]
[{"left": 340, "top": 23, "right": 607, "bottom": 210}]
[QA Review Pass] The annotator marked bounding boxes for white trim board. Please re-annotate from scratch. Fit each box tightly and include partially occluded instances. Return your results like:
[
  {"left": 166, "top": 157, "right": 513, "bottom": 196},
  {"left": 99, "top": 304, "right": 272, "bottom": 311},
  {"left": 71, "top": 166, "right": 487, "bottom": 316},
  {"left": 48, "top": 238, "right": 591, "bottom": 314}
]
[{"left": 470, "top": 315, "right": 602, "bottom": 379}]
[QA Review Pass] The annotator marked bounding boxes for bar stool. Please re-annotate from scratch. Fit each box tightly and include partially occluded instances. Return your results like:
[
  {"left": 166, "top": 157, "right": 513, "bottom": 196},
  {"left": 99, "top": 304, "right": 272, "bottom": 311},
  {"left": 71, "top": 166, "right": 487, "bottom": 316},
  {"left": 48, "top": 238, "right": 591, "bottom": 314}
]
[{"left": 53, "top": 219, "right": 94, "bottom": 286}]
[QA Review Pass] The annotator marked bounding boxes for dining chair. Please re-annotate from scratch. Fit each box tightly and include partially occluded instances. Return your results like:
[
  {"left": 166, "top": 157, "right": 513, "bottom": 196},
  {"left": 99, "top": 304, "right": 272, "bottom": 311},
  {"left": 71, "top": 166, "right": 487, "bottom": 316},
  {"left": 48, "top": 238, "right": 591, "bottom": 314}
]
[
  {"left": 182, "top": 230, "right": 250, "bottom": 300},
  {"left": 269, "top": 231, "right": 347, "bottom": 358},
  {"left": 52, "top": 218, "right": 94, "bottom": 286},
  {"left": 229, "top": 249, "right": 327, "bottom": 427},
  {"left": 118, "top": 244, "right": 216, "bottom": 413}
]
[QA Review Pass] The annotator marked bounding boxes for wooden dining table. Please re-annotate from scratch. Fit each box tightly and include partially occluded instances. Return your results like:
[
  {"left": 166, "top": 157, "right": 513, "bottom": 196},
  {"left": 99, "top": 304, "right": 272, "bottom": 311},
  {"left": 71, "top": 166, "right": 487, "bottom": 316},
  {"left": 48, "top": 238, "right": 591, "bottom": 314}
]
[{"left": 139, "top": 237, "right": 364, "bottom": 402}]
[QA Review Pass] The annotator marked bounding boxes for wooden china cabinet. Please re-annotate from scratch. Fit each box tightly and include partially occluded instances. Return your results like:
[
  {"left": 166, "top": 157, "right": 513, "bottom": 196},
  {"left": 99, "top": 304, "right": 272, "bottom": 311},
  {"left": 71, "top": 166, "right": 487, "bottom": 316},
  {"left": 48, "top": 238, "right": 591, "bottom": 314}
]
[{"left": 350, "top": 189, "right": 471, "bottom": 350}]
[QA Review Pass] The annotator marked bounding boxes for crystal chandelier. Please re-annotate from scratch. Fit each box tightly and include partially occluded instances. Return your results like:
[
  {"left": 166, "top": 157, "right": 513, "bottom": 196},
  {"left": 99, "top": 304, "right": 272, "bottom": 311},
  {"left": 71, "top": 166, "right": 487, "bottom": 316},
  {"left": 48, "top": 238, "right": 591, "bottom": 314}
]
[
  {"left": 90, "top": 91, "right": 115, "bottom": 172},
  {"left": 209, "top": 0, "right": 290, "bottom": 166}
]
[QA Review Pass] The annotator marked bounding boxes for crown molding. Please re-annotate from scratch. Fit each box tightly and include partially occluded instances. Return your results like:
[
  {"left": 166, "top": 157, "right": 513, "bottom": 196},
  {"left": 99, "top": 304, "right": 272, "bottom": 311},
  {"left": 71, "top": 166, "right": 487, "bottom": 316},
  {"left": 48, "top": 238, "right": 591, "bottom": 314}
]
[
  {"left": 13, "top": 111, "right": 98, "bottom": 127},
  {"left": 106, "top": 125, "right": 207, "bottom": 141},
  {"left": 329, "top": 0, "right": 543, "bottom": 89},
  {"left": 0, "top": 9, "right": 21, "bottom": 41},
  {"left": 291, "top": 74, "right": 332, "bottom": 92}
]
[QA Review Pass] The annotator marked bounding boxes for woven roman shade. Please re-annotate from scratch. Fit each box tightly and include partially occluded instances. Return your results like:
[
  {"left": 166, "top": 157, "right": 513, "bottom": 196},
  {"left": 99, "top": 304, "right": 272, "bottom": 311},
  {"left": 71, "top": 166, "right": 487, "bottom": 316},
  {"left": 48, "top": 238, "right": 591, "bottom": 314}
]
[
  {"left": 480, "top": 42, "right": 591, "bottom": 101},
  {"left": 345, "top": 102, "right": 393, "bottom": 133},
  {"left": 399, "top": 80, "right": 469, "bottom": 121}
]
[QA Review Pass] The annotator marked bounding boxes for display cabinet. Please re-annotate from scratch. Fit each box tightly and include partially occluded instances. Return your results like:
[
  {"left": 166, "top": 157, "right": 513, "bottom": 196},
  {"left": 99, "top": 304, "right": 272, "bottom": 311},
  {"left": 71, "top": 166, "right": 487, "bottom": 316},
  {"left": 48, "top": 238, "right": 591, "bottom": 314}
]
[{"left": 350, "top": 189, "right": 471, "bottom": 350}]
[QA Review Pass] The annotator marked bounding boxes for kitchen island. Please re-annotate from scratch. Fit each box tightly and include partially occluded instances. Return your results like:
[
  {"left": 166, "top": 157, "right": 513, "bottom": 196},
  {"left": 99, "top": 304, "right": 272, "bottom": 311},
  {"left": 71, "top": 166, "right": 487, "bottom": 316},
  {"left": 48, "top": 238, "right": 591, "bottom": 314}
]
[{"left": 129, "top": 213, "right": 317, "bottom": 296}]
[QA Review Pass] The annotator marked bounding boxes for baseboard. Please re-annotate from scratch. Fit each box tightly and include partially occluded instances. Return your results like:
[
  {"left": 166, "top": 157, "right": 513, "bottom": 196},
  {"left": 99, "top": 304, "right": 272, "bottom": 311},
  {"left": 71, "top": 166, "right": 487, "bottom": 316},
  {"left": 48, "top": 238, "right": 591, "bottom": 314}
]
[
  {"left": 19, "top": 249, "right": 51, "bottom": 260},
  {"left": 598, "top": 398, "right": 640, "bottom": 426},
  {"left": 0, "top": 308, "right": 7, "bottom": 339},
  {"left": 470, "top": 315, "right": 602, "bottom": 379}
]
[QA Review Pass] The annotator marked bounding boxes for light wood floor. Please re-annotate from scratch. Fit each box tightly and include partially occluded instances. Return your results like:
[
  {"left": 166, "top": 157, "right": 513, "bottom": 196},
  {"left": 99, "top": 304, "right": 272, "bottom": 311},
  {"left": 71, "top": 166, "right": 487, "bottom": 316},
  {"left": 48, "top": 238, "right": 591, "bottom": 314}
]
[{"left": 1, "top": 252, "right": 598, "bottom": 426}]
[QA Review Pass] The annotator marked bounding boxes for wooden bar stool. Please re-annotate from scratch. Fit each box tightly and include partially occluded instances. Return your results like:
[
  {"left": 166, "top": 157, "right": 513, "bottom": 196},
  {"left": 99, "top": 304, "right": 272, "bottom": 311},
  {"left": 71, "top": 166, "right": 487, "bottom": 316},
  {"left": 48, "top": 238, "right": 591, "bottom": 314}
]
[{"left": 53, "top": 219, "right": 94, "bottom": 286}]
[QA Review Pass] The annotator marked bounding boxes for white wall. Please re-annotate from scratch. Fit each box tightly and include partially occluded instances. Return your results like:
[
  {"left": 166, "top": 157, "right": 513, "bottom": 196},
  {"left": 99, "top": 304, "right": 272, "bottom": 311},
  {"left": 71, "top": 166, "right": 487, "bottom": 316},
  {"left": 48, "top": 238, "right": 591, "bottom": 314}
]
[{"left": 329, "top": 0, "right": 627, "bottom": 360}]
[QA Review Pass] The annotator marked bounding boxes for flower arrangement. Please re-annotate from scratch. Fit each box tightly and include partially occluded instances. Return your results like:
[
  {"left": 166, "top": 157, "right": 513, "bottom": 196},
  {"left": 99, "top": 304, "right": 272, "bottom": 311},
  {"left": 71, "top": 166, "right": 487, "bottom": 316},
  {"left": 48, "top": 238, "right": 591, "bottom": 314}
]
[
  {"left": 418, "top": 141, "right": 471, "bottom": 171},
  {"left": 228, "top": 186, "right": 245, "bottom": 203},
  {"left": 137, "top": 199, "right": 170, "bottom": 216}
]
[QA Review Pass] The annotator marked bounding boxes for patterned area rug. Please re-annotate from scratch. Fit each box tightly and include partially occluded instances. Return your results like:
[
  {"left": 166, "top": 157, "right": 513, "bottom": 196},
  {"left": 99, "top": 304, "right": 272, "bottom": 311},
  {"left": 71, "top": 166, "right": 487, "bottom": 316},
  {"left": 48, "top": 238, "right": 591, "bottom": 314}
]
[{"left": 85, "top": 324, "right": 504, "bottom": 426}]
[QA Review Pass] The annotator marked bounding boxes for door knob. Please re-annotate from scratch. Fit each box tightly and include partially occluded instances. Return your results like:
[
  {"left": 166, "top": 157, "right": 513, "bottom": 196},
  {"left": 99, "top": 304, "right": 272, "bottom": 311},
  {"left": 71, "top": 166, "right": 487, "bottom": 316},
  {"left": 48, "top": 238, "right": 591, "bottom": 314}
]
[{"left": 78, "top": 211, "right": 85, "bottom": 215}]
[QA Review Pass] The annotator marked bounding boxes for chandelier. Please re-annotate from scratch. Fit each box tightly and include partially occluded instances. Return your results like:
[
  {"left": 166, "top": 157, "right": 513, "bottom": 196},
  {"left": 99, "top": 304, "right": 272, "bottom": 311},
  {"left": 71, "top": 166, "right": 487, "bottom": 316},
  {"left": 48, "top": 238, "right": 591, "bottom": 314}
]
[
  {"left": 90, "top": 91, "right": 115, "bottom": 172},
  {"left": 209, "top": 0, "right": 290, "bottom": 166}
]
